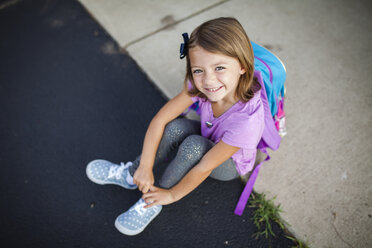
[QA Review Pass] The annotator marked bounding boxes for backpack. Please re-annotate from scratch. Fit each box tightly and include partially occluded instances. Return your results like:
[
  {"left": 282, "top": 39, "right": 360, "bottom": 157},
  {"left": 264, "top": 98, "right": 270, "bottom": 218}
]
[
  {"left": 251, "top": 42, "right": 287, "bottom": 137},
  {"left": 183, "top": 42, "right": 287, "bottom": 215},
  {"left": 234, "top": 42, "right": 287, "bottom": 215}
]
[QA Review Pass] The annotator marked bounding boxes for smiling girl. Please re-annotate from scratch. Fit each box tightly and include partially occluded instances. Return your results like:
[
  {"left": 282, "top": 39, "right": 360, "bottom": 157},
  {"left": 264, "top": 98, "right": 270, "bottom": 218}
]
[{"left": 86, "top": 17, "right": 264, "bottom": 236}]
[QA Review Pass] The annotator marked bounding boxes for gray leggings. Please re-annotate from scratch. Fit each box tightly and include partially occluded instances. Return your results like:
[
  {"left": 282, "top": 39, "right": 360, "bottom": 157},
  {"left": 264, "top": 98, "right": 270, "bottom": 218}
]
[{"left": 128, "top": 118, "right": 239, "bottom": 189}]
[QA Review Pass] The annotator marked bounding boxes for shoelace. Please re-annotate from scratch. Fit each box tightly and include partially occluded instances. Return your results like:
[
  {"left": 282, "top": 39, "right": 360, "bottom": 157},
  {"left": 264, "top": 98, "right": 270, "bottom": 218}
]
[
  {"left": 132, "top": 199, "right": 159, "bottom": 216},
  {"left": 108, "top": 162, "right": 132, "bottom": 180},
  {"left": 133, "top": 199, "right": 147, "bottom": 216}
]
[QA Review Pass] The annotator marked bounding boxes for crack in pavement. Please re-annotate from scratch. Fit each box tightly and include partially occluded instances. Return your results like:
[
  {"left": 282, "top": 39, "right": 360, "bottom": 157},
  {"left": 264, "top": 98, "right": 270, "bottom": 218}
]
[{"left": 123, "top": 0, "right": 231, "bottom": 50}]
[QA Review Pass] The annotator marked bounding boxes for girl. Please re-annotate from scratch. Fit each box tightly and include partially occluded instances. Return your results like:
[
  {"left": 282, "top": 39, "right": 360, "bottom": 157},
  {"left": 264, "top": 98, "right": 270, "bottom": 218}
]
[{"left": 86, "top": 17, "right": 264, "bottom": 236}]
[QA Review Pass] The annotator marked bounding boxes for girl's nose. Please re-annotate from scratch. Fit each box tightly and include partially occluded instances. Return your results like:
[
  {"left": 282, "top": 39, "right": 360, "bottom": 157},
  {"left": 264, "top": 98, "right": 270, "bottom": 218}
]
[{"left": 203, "top": 71, "right": 216, "bottom": 86}]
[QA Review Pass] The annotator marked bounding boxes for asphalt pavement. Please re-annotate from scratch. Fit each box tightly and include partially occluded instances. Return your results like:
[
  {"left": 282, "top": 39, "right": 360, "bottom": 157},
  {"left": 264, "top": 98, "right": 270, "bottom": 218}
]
[{"left": 0, "top": 0, "right": 296, "bottom": 247}]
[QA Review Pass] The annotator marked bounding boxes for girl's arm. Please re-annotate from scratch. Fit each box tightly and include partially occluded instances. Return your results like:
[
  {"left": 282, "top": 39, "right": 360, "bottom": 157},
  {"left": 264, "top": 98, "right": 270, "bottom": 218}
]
[
  {"left": 143, "top": 140, "right": 240, "bottom": 207},
  {"left": 133, "top": 89, "right": 193, "bottom": 193}
]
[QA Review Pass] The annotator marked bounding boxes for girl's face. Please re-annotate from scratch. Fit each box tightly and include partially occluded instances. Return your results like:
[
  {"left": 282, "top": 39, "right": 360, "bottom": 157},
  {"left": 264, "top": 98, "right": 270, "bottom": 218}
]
[{"left": 189, "top": 46, "right": 245, "bottom": 104}]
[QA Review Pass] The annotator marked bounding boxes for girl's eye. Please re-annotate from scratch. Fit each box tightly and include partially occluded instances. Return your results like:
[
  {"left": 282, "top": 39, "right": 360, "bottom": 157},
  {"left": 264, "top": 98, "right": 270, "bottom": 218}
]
[
  {"left": 193, "top": 69, "right": 202, "bottom": 74},
  {"left": 216, "top": 66, "right": 225, "bottom": 71}
]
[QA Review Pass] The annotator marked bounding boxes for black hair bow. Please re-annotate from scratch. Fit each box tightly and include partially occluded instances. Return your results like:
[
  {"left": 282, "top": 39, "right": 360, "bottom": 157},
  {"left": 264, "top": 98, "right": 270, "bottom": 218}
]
[{"left": 179, "top": 33, "right": 189, "bottom": 59}]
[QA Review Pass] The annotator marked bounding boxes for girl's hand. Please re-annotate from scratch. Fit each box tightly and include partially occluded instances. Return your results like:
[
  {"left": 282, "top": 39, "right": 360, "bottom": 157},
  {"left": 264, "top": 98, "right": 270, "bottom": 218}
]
[
  {"left": 142, "top": 185, "right": 176, "bottom": 208},
  {"left": 133, "top": 166, "right": 154, "bottom": 194}
]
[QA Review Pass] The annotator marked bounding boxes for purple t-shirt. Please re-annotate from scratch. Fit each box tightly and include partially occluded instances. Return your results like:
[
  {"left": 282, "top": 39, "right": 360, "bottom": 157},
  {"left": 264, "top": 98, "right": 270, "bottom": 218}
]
[{"left": 191, "top": 91, "right": 264, "bottom": 175}]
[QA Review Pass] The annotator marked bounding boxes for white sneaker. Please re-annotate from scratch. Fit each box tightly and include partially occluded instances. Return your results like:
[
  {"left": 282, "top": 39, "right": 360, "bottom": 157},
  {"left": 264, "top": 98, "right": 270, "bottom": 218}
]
[
  {"left": 115, "top": 198, "right": 162, "bottom": 236},
  {"left": 86, "top": 159, "right": 137, "bottom": 190}
]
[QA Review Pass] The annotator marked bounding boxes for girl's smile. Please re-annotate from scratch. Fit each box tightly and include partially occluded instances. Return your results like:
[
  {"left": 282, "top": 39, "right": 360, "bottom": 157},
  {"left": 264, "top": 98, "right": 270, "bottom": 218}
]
[
  {"left": 189, "top": 46, "right": 246, "bottom": 104},
  {"left": 205, "top": 86, "right": 223, "bottom": 92}
]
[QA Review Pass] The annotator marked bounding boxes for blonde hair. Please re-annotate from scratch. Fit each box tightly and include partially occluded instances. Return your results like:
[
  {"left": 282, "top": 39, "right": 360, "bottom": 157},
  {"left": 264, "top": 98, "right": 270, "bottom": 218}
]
[{"left": 184, "top": 17, "right": 260, "bottom": 102}]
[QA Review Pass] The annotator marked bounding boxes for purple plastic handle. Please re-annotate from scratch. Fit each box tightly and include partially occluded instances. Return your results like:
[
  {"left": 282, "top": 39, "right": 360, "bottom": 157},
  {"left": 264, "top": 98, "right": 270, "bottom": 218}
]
[
  {"left": 234, "top": 148, "right": 270, "bottom": 216},
  {"left": 255, "top": 56, "right": 273, "bottom": 84}
]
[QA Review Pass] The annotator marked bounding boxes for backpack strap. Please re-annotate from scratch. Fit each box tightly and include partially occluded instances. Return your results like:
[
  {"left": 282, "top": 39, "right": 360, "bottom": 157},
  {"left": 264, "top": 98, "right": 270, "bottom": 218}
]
[
  {"left": 234, "top": 148, "right": 270, "bottom": 216},
  {"left": 234, "top": 71, "right": 281, "bottom": 216}
]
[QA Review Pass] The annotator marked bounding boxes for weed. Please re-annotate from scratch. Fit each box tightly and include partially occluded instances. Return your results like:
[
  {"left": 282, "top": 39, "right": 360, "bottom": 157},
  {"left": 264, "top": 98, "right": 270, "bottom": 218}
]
[
  {"left": 248, "top": 191, "right": 287, "bottom": 239},
  {"left": 248, "top": 191, "right": 310, "bottom": 247}
]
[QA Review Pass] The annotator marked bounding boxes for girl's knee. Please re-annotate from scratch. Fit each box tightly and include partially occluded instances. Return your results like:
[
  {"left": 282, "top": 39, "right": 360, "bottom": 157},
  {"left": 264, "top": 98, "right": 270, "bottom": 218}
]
[
  {"left": 163, "top": 118, "right": 187, "bottom": 138},
  {"left": 179, "top": 135, "right": 214, "bottom": 159},
  {"left": 164, "top": 118, "right": 200, "bottom": 137}
]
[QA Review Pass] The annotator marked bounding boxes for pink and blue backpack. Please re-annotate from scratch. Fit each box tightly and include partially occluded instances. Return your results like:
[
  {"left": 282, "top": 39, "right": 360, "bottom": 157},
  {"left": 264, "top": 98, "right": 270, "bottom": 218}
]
[
  {"left": 234, "top": 42, "right": 287, "bottom": 215},
  {"left": 184, "top": 41, "right": 287, "bottom": 215}
]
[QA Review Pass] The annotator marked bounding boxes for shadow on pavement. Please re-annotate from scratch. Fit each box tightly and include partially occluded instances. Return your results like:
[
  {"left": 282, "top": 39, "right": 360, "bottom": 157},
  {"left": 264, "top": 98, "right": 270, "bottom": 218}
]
[{"left": 0, "top": 0, "right": 295, "bottom": 247}]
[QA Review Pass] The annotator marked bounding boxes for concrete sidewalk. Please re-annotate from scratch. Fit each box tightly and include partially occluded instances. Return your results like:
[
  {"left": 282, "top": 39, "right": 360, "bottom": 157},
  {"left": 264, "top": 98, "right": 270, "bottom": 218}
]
[{"left": 78, "top": 0, "right": 372, "bottom": 247}]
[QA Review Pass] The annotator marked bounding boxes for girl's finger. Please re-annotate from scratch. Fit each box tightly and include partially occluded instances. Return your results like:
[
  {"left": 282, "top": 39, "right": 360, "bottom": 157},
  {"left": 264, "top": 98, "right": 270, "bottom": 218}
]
[
  {"left": 149, "top": 185, "right": 157, "bottom": 192},
  {"left": 142, "top": 185, "right": 149, "bottom": 194},
  {"left": 143, "top": 197, "right": 155, "bottom": 204},
  {"left": 142, "top": 192, "right": 153, "bottom": 199},
  {"left": 144, "top": 200, "right": 157, "bottom": 209}
]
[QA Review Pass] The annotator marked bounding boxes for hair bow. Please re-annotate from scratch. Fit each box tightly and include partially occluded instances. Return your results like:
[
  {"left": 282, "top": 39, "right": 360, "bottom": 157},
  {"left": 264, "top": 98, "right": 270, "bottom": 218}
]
[{"left": 179, "top": 33, "right": 189, "bottom": 59}]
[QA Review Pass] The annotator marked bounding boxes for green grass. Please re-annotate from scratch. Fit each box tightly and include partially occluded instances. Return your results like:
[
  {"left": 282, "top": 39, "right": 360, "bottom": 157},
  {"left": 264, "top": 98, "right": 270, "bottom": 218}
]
[{"left": 247, "top": 190, "right": 310, "bottom": 248}]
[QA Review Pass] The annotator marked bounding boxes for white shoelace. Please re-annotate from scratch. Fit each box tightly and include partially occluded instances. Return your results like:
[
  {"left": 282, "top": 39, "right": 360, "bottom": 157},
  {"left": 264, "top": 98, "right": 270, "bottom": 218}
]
[
  {"left": 132, "top": 199, "right": 159, "bottom": 216},
  {"left": 133, "top": 199, "right": 147, "bottom": 216},
  {"left": 108, "top": 162, "right": 132, "bottom": 180}
]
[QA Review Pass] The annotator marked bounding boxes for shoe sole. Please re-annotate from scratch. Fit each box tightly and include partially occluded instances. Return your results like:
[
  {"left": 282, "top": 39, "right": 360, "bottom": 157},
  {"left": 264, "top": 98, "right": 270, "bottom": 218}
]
[
  {"left": 86, "top": 160, "right": 137, "bottom": 190},
  {"left": 114, "top": 206, "right": 162, "bottom": 236}
]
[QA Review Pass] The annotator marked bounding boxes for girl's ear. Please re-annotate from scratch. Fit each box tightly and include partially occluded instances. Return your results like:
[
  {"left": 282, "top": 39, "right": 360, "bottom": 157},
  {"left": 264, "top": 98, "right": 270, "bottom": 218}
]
[{"left": 239, "top": 67, "right": 246, "bottom": 75}]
